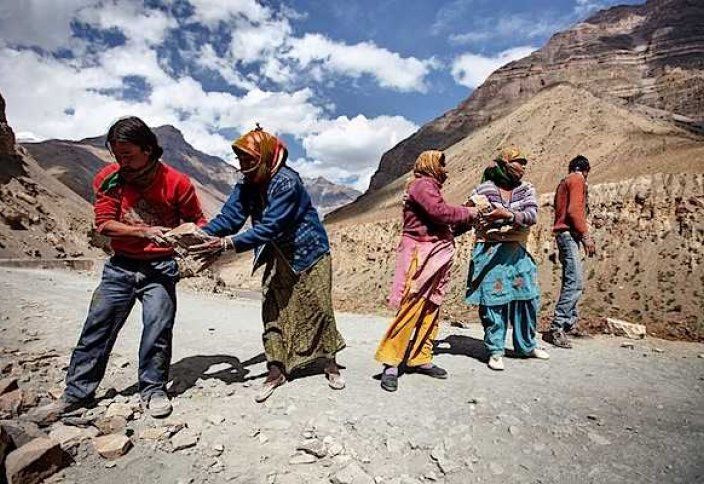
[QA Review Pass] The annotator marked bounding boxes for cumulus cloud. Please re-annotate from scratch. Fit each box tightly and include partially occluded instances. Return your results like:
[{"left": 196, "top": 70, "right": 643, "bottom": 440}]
[
  {"left": 188, "top": 0, "right": 271, "bottom": 26},
  {"left": 290, "top": 115, "right": 418, "bottom": 190},
  {"left": 287, "top": 34, "right": 437, "bottom": 92},
  {"left": 451, "top": 46, "right": 536, "bottom": 88}
]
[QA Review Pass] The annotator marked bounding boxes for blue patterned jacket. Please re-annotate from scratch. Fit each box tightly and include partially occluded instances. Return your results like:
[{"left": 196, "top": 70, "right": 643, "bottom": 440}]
[{"left": 203, "top": 166, "right": 330, "bottom": 273}]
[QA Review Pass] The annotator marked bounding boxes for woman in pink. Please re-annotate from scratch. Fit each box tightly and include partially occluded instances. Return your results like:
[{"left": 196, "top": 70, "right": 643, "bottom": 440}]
[{"left": 375, "top": 150, "right": 478, "bottom": 392}]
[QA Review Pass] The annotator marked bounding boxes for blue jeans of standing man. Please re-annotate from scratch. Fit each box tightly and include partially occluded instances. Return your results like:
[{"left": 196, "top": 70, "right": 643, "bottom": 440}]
[
  {"left": 550, "top": 231, "right": 583, "bottom": 332},
  {"left": 64, "top": 256, "right": 179, "bottom": 403}
]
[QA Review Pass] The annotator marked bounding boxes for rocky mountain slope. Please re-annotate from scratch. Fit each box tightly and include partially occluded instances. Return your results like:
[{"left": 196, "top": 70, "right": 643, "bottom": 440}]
[
  {"left": 303, "top": 177, "right": 360, "bottom": 215},
  {"left": 0, "top": 93, "right": 102, "bottom": 259},
  {"left": 367, "top": 0, "right": 704, "bottom": 192}
]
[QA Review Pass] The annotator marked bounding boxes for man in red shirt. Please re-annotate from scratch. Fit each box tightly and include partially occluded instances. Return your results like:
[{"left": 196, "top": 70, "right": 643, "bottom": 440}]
[
  {"left": 544, "top": 155, "right": 597, "bottom": 348},
  {"left": 31, "top": 117, "right": 206, "bottom": 422}
]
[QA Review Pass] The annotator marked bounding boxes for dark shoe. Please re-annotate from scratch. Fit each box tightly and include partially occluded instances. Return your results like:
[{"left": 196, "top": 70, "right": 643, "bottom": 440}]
[
  {"left": 409, "top": 364, "right": 448, "bottom": 379},
  {"left": 24, "top": 397, "right": 92, "bottom": 426},
  {"left": 380, "top": 372, "right": 398, "bottom": 392},
  {"left": 543, "top": 329, "right": 572, "bottom": 349}
]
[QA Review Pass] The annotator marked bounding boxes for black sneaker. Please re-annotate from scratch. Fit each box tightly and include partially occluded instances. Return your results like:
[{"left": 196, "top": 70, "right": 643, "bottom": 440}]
[
  {"left": 409, "top": 364, "right": 448, "bottom": 379},
  {"left": 380, "top": 372, "right": 398, "bottom": 392},
  {"left": 543, "top": 329, "right": 572, "bottom": 349}
]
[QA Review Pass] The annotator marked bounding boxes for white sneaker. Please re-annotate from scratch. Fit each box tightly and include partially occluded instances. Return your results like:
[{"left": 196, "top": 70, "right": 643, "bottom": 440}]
[
  {"left": 488, "top": 355, "right": 504, "bottom": 371},
  {"left": 528, "top": 348, "right": 550, "bottom": 360},
  {"left": 145, "top": 391, "right": 172, "bottom": 418}
]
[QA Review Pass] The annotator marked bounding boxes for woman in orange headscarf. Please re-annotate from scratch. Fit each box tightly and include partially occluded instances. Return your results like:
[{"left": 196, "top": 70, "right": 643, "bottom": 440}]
[
  {"left": 374, "top": 150, "right": 478, "bottom": 392},
  {"left": 191, "top": 125, "right": 346, "bottom": 402}
]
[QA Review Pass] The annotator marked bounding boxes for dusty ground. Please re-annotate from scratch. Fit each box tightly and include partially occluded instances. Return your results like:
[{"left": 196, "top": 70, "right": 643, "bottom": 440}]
[{"left": 1, "top": 266, "right": 703, "bottom": 484}]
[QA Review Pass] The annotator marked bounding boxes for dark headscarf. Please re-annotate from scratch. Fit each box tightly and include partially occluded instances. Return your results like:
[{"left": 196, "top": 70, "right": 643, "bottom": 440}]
[{"left": 481, "top": 146, "right": 528, "bottom": 189}]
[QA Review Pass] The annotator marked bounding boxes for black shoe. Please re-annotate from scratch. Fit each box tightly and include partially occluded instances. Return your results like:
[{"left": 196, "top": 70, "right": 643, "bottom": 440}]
[
  {"left": 543, "top": 329, "right": 572, "bottom": 349},
  {"left": 380, "top": 372, "right": 398, "bottom": 392},
  {"left": 409, "top": 364, "right": 448, "bottom": 379}
]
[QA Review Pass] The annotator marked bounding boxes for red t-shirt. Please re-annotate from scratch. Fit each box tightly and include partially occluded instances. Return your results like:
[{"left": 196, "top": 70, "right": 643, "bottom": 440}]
[{"left": 93, "top": 162, "right": 207, "bottom": 260}]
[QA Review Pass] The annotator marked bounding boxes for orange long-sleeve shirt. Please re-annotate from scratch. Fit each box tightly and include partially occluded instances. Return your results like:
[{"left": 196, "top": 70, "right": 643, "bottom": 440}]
[{"left": 552, "top": 172, "right": 588, "bottom": 237}]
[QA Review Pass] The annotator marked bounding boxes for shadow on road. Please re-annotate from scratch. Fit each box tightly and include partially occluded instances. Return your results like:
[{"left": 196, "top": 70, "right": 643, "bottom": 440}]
[
  {"left": 168, "top": 353, "right": 267, "bottom": 395},
  {"left": 118, "top": 352, "right": 267, "bottom": 397},
  {"left": 434, "top": 334, "right": 520, "bottom": 362}
]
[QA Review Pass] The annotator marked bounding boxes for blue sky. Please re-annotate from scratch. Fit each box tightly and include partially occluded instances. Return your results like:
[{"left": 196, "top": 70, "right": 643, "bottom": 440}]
[{"left": 0, "top": 0, "right": 641, "bottom": 190}]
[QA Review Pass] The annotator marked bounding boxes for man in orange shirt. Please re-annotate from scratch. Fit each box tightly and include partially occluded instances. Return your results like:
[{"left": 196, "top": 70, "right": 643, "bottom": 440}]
[{"left": 544, "top": 155, "right": 596, "bottom": 348}]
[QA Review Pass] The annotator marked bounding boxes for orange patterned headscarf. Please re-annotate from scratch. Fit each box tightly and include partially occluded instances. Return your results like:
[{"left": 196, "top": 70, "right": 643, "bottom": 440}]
[
  {"left": 232, "top": 124, "right": 288, "bottom": 182},
  {"left": 412, "top": 150, "right": 447, "bottom": 184}
]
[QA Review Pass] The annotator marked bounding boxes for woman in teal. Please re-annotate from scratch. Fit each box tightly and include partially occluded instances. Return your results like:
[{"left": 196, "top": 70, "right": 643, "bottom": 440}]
[{"left": 465, "top": 147, "right": 550, "bottom": 370}]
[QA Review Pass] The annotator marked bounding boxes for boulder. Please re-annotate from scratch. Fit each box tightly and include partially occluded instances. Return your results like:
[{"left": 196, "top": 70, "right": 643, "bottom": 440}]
[
  {"left": 605, "top": 318, "right": 646, "bottom": 339},
  {"left": 5, "top": 437, "right": 65, "bottom": 484}
]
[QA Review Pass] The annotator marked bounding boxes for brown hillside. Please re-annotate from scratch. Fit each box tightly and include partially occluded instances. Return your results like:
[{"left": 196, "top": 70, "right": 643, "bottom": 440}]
[
  {"left": 367, "top": 0, "right": 704, "bottom": 191},
  {"left": 328, "top": 84, "right": 704, "bottom": 225}
]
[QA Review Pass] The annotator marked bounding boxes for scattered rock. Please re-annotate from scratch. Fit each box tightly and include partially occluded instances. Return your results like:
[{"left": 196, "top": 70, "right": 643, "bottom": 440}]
[
  {"left": 620, "top": 342, "right": 635, "bottom": 349},
  {"left": 330, "top": 462, "right": 374, "bottom": 484},
  {"left": 297, "top": 439, "right": 327, "bottom": 458},
  {"left": 5, "top": 437, "right": 65, "bottom": 484},
  {"left": 94, "top": 416, "right": 127, "bottom": 435},
  {"left": 48, "top": 423, "right": 99, "bottom": 450},
  {"left": 92, "top": 433, "right": 132, "bottom": 460},
  {"left": 327, "top": 442, "right": 344, "bottom": 457},
  {"left": 0, "top": 420, "right": 45, "bottom": 448},
  {"left": 651, "top": 347, "right": 664, "bottom": 353},
  {"left": 0, "top": 376, "right": 19, "bottom": 395},
  {"left": 104, "top": 402, "right": 134, "bottom": 420},
  {"left": 139, "top": 426, "right": 169, "bottom": 441},
  {"left": 605, "top": 318, "right": 646, "bottom": 339},
  {"left": 170, "top": 428, "right": 199, "bottom": 451},
  {"left": 289, "top": 453, "right": 317, "bottom": 465},
  {"left": 0, "top": 389, "right": 22, "bottom": 417}
]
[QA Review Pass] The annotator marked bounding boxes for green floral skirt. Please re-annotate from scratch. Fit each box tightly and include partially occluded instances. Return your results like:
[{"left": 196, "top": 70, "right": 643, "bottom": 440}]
[{"left": 261, "top": 251, "right": 345, "bottom": 373}]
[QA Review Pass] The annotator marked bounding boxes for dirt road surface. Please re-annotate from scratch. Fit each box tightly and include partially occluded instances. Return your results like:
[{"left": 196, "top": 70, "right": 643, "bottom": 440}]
[{"left": 1, "top": 267, "right": 702, "bottom": 484}]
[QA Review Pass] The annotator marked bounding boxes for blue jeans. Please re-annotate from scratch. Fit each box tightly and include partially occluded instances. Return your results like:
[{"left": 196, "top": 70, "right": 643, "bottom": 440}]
[
  {"left": 480, "top": 298, "right": 539, "bottom": 356},
  {"left": 550, "top": 232, "right": 583, "bottom": 332},
  {"left": 64, "top": 256, "right": 179, "bottom": 402}
]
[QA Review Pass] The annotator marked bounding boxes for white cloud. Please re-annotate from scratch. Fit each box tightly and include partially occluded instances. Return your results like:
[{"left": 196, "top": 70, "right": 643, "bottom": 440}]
[
  {"left": 289, "top": 115, "right": 418, "bottom": 191},
  {"left": 188, "top": 0, "right": 271, "bottom": 26},
  {"left": 574, "top": 0, "right": 606, "bottom": 17},
  {"left": 287, "top": 34, "right": 437, "bottom": 92},
  {"left": 449, "top": 15, "right": 567, "bottom": 45},
  {"left": 451, "top": 46, "right": 536, "bottom": 88},
  {"left": 0, "top": 0, "right": 94, "bottom": 50},
  {"left": 77, "top": 1, "right": 177, "bottom": 46}
]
